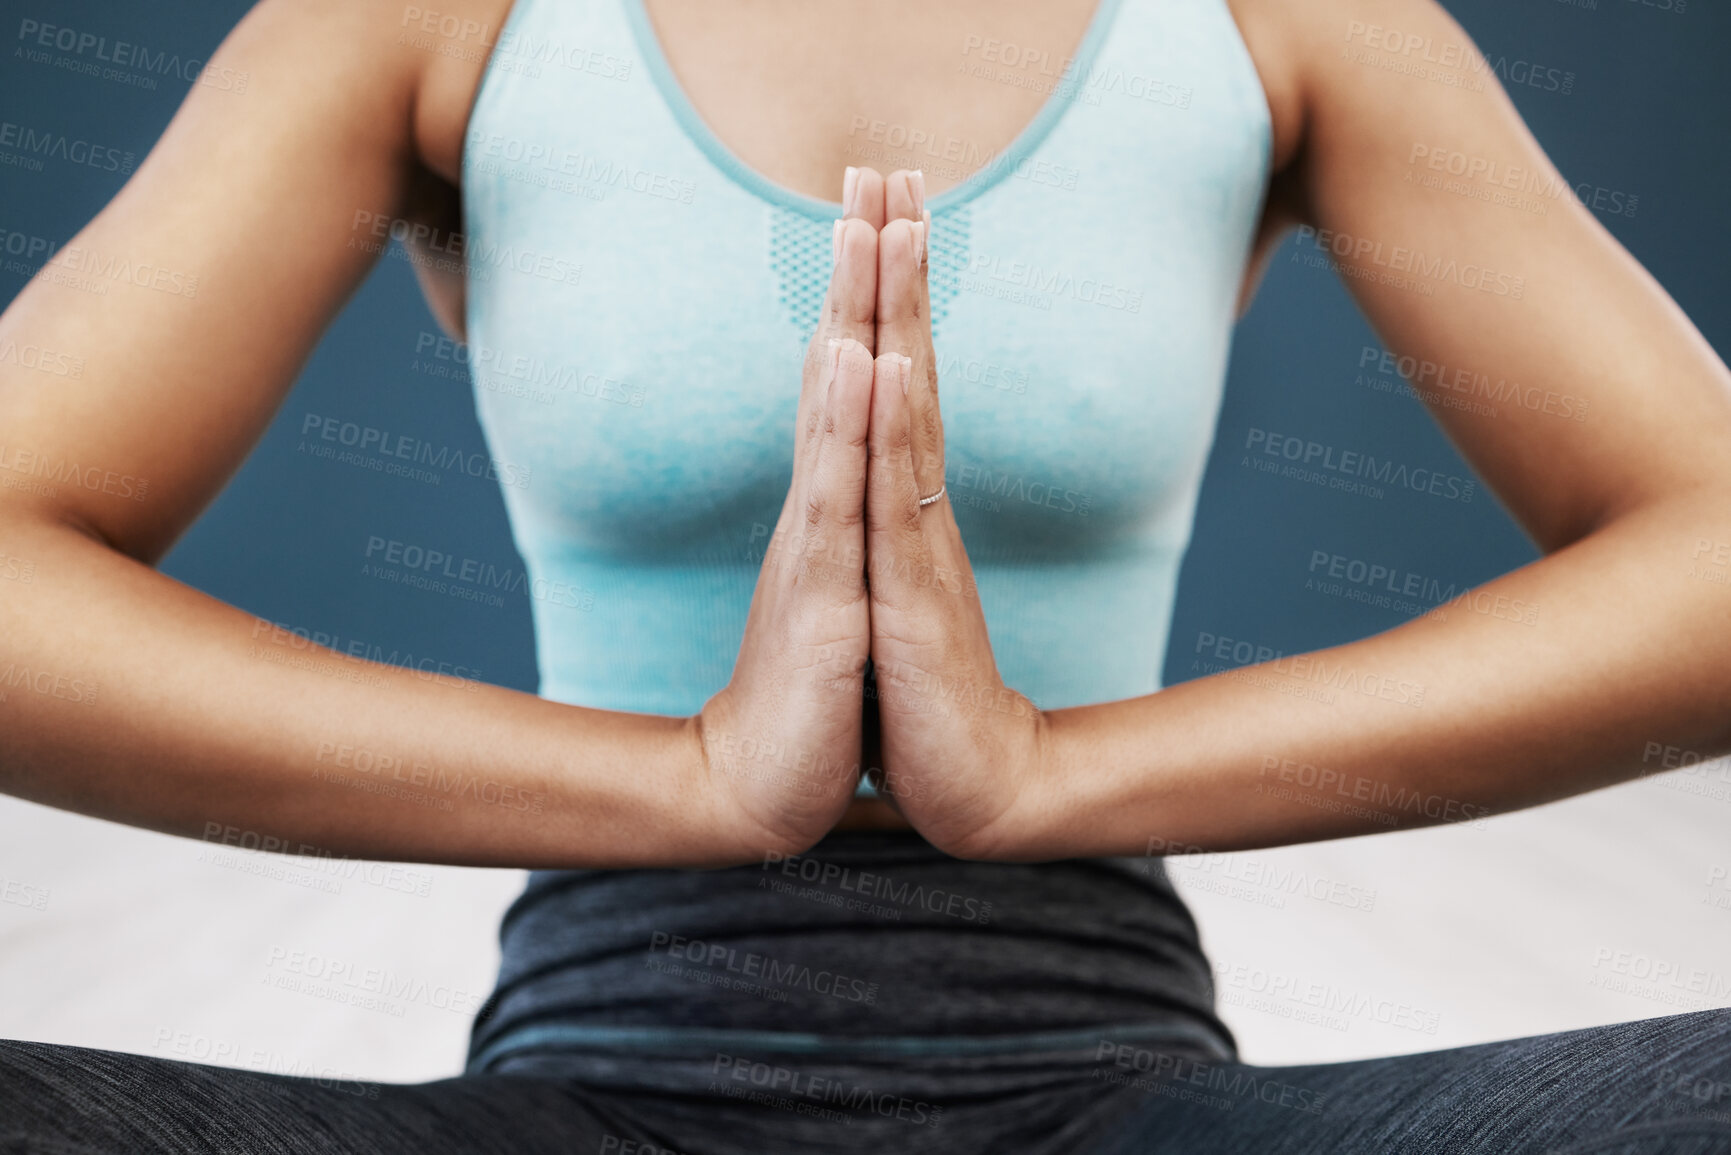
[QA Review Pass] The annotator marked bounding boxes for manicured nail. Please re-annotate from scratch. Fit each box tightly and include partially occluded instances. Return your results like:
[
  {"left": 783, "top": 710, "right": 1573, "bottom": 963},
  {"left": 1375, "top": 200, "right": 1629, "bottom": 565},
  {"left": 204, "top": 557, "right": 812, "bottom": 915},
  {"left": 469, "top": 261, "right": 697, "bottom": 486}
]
[
  {"left": 842, "top": 166, "right": 860, "bottom": 216},
  {"left": 909, "top": 221, "right": 926, "bottom": 271},
  {"left": 909, "top": 170, "right": 926, "bottom": 217},
  {"left": 896, "top": 354, "right": 912, "bottom": 396},
  {"left": 833, "top": 218, "right": 844, "bottom": 265}
]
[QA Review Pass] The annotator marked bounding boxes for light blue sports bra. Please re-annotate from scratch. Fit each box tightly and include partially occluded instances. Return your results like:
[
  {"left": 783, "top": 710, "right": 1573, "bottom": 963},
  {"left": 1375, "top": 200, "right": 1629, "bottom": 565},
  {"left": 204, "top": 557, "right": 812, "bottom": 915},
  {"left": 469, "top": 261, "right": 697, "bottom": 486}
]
[{"left": 460, "top": 0, "right": 1271, "bottom": 729}]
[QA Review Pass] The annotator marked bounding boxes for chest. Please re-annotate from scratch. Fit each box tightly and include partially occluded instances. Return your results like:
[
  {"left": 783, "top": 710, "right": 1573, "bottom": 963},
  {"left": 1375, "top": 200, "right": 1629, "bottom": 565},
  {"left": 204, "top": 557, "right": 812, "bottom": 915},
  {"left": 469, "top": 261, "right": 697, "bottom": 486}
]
[
  {"left": 411, "top": 0, "right": 1301, "bottom": 342},
  {"left": 637, "top": 0, "right": 1106, "bottom": 201},
  {"left": 457, "top": 0, "right": 1274, "bottom": 562}
]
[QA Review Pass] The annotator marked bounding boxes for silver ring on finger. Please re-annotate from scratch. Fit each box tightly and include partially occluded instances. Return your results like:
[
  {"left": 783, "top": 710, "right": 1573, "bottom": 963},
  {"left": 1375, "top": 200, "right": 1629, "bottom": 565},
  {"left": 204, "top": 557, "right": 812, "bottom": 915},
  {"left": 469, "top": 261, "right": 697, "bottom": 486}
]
[{"left": 917, "top": 485, "right": 947, "bottom": 507}]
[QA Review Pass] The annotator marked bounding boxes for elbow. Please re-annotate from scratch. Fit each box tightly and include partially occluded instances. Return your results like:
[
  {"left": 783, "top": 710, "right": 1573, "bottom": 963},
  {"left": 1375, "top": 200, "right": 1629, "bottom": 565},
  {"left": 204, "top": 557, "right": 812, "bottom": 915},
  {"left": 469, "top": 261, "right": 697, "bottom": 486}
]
[{"left": 0, "top": 497, "right": 140, "bottom": 569}]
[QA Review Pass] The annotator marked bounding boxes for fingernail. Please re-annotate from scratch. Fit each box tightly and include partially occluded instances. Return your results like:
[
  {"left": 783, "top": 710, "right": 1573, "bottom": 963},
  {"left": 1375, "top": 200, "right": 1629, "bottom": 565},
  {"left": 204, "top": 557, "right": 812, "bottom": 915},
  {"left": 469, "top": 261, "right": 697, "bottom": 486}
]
[
  {"left": 896, "top": 354, "right": 912, "bottom": 396},
  {"left": 909, "top": 170, "right": 926, "bottom": 217},
  {"left": 842, "top": 166, "right": 860, "bottom": 216},
  {"left": 833, "top": 218, "right": 844, "bottom": 265},
  {"left": 909, "top": 221, "right": 925, "bottom": 271}
]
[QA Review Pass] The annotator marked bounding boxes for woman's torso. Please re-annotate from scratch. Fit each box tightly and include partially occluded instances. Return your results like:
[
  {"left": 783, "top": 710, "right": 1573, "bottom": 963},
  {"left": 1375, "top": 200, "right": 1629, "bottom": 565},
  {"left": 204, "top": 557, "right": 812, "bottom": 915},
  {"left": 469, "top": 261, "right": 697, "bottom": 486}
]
[
  {"left": 389, "top": 0, "right": 1287, "bottom": 1088},
  {"left": 453, "top": 0, "right": 1270, "bottom": 719}
]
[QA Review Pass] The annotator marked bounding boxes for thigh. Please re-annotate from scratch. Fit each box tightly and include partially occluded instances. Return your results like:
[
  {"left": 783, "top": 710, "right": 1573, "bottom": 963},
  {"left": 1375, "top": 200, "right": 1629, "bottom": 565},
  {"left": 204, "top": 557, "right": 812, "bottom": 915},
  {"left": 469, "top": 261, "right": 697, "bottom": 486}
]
[
  {"left": 0, "top": 1039, "right": 633, "bottom": 1155},
  {"left": 1083, "top": 1009, "right": 1731, "bottom": 1155}
]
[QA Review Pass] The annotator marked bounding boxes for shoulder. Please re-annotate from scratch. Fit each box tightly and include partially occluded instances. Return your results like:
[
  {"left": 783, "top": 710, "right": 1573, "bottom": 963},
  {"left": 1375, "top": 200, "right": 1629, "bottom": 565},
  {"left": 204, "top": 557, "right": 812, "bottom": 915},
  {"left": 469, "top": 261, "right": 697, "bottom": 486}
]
[
  {"left": 227, "top": 0, "right": 519, "bottom": 183},
  {"left": 1224, "top": 0, "right": 1470, "bottom": 176},
  {"left": 399, "top": 0, "right": 523, "bottom": 183}
]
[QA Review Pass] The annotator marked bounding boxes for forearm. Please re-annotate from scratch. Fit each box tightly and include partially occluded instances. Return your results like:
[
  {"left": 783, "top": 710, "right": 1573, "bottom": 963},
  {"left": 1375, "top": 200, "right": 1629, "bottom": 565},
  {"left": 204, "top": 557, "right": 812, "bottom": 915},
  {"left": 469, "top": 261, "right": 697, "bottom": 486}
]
[
  {"left": 0, "top": 514, "right": 736, "bottom": 870},
  {"left": 1018, "top": 489, "right": 1731, "bottom": 860}
]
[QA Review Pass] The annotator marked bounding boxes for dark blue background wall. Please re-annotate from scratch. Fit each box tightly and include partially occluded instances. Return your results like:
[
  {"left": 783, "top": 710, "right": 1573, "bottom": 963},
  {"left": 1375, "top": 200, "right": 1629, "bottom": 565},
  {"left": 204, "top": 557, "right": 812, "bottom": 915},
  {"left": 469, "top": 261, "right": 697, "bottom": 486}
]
[{"left": 1, "top": 0, "right": 1724, "bottom": 695}]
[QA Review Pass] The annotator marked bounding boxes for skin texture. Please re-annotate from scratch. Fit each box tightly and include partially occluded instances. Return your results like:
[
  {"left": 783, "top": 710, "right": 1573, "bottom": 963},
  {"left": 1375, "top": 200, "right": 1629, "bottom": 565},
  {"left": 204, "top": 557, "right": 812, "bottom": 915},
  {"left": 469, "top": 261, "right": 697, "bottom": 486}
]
[
  {"left": 1, "top": 0, "right": 1729, "bottom": 866},
  {"left": 694, "top": 219, "right": 882, "bottom": 853},
  {"left": 859, "top": 176, "right": 1045, "bottom": 852}
]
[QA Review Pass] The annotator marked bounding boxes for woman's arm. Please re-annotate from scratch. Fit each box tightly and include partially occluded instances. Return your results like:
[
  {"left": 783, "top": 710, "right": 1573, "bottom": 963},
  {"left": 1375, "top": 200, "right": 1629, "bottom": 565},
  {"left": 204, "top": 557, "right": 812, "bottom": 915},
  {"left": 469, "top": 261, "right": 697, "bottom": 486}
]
[
  {"left": 860, "top": 0, "right": 1731, "bottom": 861},
  {"left": 0, "top": 0, "right": 870, "bottom": 870},
  {"left": 0, "top": 0, "right": 725, "bottom": 870},
  {"left": 1016, "top": 0, "right": 1731, "bottom": 860}
]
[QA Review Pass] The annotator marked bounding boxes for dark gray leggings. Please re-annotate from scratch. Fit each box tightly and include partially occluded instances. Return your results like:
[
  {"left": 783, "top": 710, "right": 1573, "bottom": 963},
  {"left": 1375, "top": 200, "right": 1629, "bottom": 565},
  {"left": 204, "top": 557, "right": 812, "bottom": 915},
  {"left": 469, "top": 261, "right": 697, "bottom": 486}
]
[{"left": 5, "top": 1009, "right": 1731, "bottom": 1154}]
